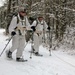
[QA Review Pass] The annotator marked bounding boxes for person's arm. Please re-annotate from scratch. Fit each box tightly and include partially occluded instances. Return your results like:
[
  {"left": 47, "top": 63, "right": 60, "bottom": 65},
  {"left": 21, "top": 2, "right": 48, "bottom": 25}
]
[
  {"left": 9, "top": 17, "right": 17, "bottom": 34},
  {"left": 30, "top": 20, "right": 37, "bottom": 31},
  {"left": 31, "top": 20, "right": 37, "bottom": 27}
]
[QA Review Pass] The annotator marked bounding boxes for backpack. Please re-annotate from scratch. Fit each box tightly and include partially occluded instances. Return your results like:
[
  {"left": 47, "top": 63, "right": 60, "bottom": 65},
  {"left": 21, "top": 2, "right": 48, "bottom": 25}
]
[
  {"left": 6, "top": 12, "right": 19, "bottom": 33},
  {"left": 29, "top": 16, "right": 37, "bottom": 25},
  {"left": 7, "top": 12, "right": 19, "bottom": 24}
]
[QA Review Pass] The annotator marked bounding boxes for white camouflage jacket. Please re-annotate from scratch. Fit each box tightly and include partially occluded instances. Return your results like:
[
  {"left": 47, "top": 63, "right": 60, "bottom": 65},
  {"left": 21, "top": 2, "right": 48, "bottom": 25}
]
[
  {"left": 31, "top": 19, "right": 48, "bottom": 34},
  {"left": 9, "top": 14, "right": 30, "bottom": 35}
]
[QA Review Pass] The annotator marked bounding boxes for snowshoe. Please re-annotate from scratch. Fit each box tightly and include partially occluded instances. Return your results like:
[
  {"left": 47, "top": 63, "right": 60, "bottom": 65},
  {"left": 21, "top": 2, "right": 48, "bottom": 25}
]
[
  {"left": 16, "top": 58, "right": 28, "bottom": 62},
  {"left": 34, "top": 52, "right": 43, "bottom": 56},
  {"left": 29, "top": 51, "right": 35, "bottom": 53}
]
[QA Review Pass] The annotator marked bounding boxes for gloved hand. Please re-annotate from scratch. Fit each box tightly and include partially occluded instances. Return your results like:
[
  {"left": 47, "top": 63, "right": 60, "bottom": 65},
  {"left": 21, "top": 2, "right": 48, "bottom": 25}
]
[
  {"left": 14, "top": 27, "right": 17, "bottom": 30},
  {"left": 31, "top": 26, "right": 36, "bottom": 31},
  {"left": 47, "top": 27, "right": 50, "bottom": 30},
  {"left": 11, "top": 31, "right": 16, "bottom": 36}
]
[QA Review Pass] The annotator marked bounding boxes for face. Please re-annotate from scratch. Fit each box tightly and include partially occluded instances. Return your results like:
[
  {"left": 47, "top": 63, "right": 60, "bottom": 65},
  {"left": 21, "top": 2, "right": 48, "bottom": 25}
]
[
  {"left": 19, "top": 11, "right": 26, "bottom": 16},
  {"left": 38, "top": 17, "right": 43, "bottom": 22}
]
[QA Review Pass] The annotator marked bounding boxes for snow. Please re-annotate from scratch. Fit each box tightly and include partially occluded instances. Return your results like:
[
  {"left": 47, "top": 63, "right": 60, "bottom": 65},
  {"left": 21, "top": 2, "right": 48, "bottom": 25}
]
[
  {"left": 64, "top": 7, "right": 75, "bottom": 12},
  {"left": 0, "top": 0, "right": 5, "bottom": 7},
  {"left": 0, "top": 29, "right": 75, "bottom": 75}
]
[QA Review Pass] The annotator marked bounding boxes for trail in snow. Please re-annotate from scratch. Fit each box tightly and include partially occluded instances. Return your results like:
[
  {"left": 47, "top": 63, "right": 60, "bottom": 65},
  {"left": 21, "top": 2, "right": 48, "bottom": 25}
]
[{"left": 0, "top": 29, "right": 75, "bottom": 75}]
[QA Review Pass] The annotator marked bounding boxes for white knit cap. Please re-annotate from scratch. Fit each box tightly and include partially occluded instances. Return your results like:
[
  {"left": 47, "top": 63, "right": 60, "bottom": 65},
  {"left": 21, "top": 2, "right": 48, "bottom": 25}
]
[{"left": 18, "top": 7, "right": 26, "bottom": 12}]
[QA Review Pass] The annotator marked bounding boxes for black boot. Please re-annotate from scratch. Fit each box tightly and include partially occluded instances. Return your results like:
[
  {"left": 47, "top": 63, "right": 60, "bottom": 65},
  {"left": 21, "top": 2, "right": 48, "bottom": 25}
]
[
  {"left": 16, "top": 58, "right": 28, "bottom": 62},
  {"left": 34, "top": 52, "right": 43, "bottom": 56},
  {"left": 6, "top": 50, "right": 12, "bottom": 58}
]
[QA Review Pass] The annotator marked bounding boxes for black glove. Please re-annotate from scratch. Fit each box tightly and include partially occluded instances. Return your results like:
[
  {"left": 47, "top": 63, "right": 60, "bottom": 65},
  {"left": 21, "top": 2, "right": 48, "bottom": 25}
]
[
  {"left": 14, "top": 27, "right": 17, "bottom": 30},
  {"left": 11, "top": 31, "right": 16, "bottom": 36},
  {"left": 31, "top": 26, "right": 36, "bottom": 31},
  {"left": 47, "top": 27, "right": 50, "bottom": 30}
]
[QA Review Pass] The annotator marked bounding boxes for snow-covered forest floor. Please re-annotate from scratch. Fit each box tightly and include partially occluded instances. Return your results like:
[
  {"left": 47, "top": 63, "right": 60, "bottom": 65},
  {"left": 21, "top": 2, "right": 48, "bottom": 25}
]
[{"left": 0, "top": 29, "right": 75, "bottom": 75}]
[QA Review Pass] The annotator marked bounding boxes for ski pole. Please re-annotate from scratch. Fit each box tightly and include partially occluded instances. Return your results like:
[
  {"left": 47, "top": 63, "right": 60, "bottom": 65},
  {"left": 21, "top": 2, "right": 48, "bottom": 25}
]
[
  {"left": 42, "top": 22, "right": 46, "bottom": 44},
  {"left": 0, "top": 36, "right": 13, "bottom": 57},
  {"left": 24, "top": 30, "right": 34, "bottom": 59},
  {"left": 30, "top": 42, "right": 34, "bottom": 59},
  {"left": 24, "top": 42, "right": 29, "bottom": 48},
  {"left": 49, "top": 27, "right": 52, "bottom": 56}
]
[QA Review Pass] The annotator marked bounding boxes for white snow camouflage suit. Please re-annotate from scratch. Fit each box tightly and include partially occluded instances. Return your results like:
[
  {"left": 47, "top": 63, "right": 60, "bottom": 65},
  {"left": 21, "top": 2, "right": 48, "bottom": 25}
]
[
  {"left": 9, "top": 14, "right": 30, "bottom": 58},
  {"left": 31, "top": 19, "right": 48, "bottom": 53}
]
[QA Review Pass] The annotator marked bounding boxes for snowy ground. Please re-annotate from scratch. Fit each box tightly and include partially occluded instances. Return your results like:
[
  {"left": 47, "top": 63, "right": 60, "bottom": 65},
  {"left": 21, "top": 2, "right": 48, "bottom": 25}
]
[{"left": 0, "top": 29, "right": 75, "bottom": 75}]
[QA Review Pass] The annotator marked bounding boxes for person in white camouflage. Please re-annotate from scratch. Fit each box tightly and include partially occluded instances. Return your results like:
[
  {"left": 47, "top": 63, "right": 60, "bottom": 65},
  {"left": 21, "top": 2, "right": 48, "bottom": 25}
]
[
  {"left": 31, "top": 14, "right": 50, "bottom": 56},
  {"left": 6, "top": 7, "right": 30, "bottom": 62}
]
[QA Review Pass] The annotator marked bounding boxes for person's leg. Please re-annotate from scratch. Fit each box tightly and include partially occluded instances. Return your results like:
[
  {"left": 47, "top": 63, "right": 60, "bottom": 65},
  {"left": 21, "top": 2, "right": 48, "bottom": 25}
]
[
  {"left": 16, "top": 35, "right": 25, "bottom": 58},
  {"left": 39, "top": 34, "right": 43, "bottom": 46},
  {"left": 25, "top": 31, "right": 31, "bottom": 42},
  {"left": 33, "top": 33, "right": 39, "bottom": 53},
  {"left": 16, "top": 35, "right": 28, "bottom": 62},
  {"left": 33, "top": 34, "right": 43, "bottom": 56},
  {"left": 6, "top": 35, "right": 19, "bottom": 58},
  {"left": 10, "top": 35, "right": 19, "bottom": 52}
]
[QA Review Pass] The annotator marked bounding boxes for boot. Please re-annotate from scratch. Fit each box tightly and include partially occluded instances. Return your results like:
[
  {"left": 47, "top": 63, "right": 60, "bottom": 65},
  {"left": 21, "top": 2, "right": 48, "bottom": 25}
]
[
  {"left": 34, "top": 52, "right": 43, "bottom": 56},
  {"left": 16, "top": 58, "right": 28, "bottom": 62},
  {"left": 6, "top": 50, "right": 12, "bottom": 58}
]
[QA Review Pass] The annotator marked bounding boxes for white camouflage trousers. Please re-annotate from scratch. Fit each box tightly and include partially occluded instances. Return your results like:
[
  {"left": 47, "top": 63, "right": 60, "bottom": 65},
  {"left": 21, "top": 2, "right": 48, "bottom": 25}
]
[
  {"left": 10, "top": 35, "right": 25, "bottom": 58},
  {"left": 33, "top": 33, "right": 43, "bottom": 53}
]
